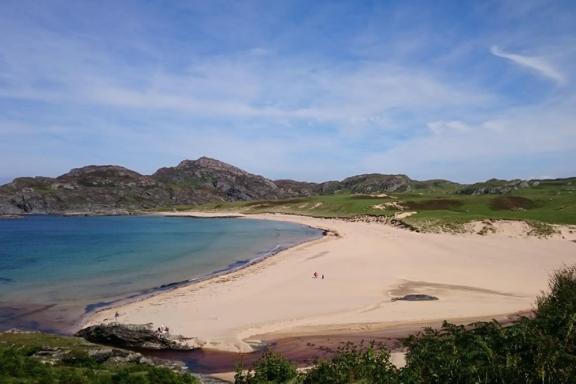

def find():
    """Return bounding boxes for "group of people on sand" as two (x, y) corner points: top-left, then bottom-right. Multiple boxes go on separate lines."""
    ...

(156, 325), (170, 335)
(312, 271), (325, 280)
(112, 312), (170, 336)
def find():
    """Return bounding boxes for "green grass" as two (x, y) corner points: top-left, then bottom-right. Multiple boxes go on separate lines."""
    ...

(403, 189), (576, 227)
(0, 332), (95, 352)
(181, 182), (576, 231)
(200, 194), (399, 218)
(0, 332), (199, 384)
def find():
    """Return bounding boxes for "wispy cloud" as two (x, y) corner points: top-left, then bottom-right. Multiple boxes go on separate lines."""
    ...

(490, 46), (566, 85)
(361, 98), (576, 182)
(427, 121), (470, 136)
(0, 1), (575, 182)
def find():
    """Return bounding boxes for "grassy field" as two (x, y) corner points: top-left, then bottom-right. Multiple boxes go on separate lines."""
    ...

(188, 181), (576, 230)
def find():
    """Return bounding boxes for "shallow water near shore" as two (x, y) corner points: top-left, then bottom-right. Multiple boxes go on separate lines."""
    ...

(0, 215), (322, 332)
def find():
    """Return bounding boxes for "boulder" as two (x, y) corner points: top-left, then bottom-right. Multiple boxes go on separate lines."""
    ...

(75, 323), (205, 350)
(392, 294), (439, 302)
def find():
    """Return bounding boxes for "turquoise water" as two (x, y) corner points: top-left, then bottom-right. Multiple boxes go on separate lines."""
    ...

(0, 215), (321, 332)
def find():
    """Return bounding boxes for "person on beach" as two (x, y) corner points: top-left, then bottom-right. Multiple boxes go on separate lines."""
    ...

(114, 312), (119, 321)
(322, 274), (325, 280)
(313, 272), (318, 278)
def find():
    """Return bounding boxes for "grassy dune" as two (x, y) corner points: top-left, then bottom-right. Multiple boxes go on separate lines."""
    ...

(191, 180), (576, 230)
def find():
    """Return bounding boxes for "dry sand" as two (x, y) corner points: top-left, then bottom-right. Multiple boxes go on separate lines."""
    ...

(86, 212), (576, 353)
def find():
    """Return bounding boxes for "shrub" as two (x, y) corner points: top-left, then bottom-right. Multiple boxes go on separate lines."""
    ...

(234, 352), (299, 384)
(303, 342), (398, 384)
(536, 265), (576, 351)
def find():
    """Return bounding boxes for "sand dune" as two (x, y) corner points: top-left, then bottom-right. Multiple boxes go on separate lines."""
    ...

(86, 213), (576, 353)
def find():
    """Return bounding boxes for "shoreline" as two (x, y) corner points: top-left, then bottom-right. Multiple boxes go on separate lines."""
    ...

(84, 211), (576, 355)
(74, 213), (328, 333)
(0, 213), (324, 337)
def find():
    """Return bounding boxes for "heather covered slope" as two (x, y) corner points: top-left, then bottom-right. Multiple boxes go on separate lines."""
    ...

(0, 166), (169, 214)
(153, 157), (286, 202)
(0, 157), (298, 214)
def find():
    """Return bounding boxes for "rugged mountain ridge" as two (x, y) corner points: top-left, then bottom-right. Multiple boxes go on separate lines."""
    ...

(0, 165), (170, 214)
(153, 157), (283, 202)
(0, 157), (294, 214)
(0, 157), (572, 215)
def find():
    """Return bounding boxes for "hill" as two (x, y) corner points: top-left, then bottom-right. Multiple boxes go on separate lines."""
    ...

(0, 157), (295, 214)
(0, 157), (574, 220)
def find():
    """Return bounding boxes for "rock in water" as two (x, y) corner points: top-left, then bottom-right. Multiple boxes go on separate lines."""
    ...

(75, 323), (205, 350)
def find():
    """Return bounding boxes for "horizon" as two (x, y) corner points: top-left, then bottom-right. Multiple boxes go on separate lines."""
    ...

(1, 1), (575, 183)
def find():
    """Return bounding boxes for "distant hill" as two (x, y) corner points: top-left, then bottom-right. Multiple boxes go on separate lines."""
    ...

(0, 156), (573, 214)
(458, 177), (576, 195)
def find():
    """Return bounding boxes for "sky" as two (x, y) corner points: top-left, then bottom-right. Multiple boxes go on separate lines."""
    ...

(0, 0), (575, 184)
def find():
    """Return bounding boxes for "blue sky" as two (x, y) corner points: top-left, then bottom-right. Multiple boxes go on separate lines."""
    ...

(0, 0), (575, 183)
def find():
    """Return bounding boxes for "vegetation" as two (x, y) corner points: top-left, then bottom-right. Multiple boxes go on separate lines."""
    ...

(4, 269), (576, 383)
(0, 333), (198, 384)
(193, 178), (576, 231)
(235, 352), (299, 384)
(235, 266), (576, 383)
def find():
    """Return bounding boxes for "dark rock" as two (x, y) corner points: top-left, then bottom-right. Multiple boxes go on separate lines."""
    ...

(341, 174), (413, 193)
(392, 294), (439, 302)
(457, 178), (537, 195)
(75, 323), (204, 350)
(0, 157), (300, 214)
(152, 157), (287, 202)
(274, 179), (319, 197)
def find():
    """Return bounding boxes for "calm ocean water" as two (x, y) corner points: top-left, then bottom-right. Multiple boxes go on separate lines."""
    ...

(0, 215), (321, 332)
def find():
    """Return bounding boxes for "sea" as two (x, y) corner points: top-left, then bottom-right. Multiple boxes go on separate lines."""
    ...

(0, 215), (322, 333)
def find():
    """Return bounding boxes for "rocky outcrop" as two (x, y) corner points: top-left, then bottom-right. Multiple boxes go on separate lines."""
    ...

(75, 323), (205, 350)
(2, 329), (191, 374)
(392, 294), (439, 301)
(0, 157), (300, 214)
(32, 344), (187, 370)
(273, 179), (319, 197)
(340, 174), (414, 193)
(458, 179), (538, 195)
(152, 157), (286, 202)
(0, 167), (171, 214)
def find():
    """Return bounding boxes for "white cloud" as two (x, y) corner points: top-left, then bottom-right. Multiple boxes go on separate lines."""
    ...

(0, 39), (493, 131)
(427, 120), (470, 135)
(1, 1), (575, 183)
(490, 46), (566, 85)
(361, 99), (576, 182)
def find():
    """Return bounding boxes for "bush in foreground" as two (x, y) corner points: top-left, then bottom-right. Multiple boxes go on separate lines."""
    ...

(235, 352), (299, 384)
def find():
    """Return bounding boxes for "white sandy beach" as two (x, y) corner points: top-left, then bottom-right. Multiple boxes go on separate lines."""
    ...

(86, 213), (576, 353)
